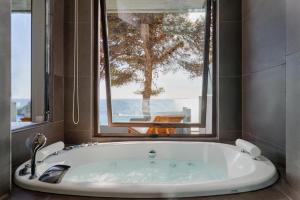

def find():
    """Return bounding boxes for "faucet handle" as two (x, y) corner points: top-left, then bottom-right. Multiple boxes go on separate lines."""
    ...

(19, 164), (30, 176)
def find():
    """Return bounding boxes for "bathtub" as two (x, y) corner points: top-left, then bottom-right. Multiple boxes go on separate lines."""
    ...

(14, 141), (278, 198)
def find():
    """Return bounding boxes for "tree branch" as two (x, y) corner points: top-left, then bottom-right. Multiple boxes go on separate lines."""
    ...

(153, 41), (184, 64)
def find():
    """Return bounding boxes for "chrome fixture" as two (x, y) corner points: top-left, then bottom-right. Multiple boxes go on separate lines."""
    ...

(148, 150), (157, 159)
(30, 133), (47, 179)
(19, 163), (30, 176)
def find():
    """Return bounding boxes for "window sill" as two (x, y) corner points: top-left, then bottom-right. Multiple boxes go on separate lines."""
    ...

(92, 135), (218, 143)
(11, 121), (48, 133)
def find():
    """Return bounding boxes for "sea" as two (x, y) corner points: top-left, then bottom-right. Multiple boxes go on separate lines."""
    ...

(12, 98), (201, 124)
(11, 98), (31, 121)
(99, 98), (200, 125)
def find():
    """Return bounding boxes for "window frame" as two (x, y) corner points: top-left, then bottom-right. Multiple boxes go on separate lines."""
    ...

(94, 0), (217, 138)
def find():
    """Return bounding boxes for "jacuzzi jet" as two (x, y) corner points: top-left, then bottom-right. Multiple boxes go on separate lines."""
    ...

(170, 162), (177, 168)
(148, 150), (156, 159)
(148, 150), (157, 165)
(149, 160), (156, 165)
(109, 162), (117, 168)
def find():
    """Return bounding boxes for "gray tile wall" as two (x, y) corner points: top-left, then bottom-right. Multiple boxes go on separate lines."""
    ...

(0, 0), (11, 196)
(12, 0), (65, 168)
(242, 0), (286, 167)
(51, 0), (65, 122)
(286, 0), (300, 194)
(64, 0), (95, 144)
(218, 0), (242, 141)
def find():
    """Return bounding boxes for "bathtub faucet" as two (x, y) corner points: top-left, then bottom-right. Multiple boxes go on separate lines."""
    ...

(29, 133), (47, 179)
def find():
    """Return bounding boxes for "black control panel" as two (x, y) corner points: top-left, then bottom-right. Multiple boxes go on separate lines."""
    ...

(39, 165), (70, 184)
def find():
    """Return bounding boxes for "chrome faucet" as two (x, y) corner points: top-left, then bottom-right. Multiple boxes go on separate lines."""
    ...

(29, 133), (47, 179)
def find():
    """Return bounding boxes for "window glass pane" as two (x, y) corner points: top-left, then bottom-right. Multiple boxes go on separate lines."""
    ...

(99, 0), (213, 135)
(11, 2), (32, 123)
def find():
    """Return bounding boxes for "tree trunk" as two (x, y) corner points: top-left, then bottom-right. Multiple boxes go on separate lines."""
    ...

(141, 23), (153, 119)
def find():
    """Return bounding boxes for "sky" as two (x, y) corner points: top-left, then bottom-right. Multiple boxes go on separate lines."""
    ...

(11, 13), (31, 100)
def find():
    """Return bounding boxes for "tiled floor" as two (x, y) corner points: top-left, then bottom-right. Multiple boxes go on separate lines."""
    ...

(6, 176), (300, 200)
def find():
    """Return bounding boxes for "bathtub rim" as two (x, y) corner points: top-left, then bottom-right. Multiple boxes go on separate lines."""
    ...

(14, 141), (279, 198)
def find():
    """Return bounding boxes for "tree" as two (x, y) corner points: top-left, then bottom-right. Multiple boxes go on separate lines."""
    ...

(100, 12), (206, 117)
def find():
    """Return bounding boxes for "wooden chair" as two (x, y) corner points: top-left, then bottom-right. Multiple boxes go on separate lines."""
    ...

(128, 115), (184, 135)
(20, 117), (32, 122)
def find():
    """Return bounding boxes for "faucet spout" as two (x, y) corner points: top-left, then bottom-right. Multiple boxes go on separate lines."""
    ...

(29, 133), (47, 179)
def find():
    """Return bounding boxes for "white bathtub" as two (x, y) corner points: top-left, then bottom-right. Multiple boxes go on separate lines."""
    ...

(14, 141), (278, 198)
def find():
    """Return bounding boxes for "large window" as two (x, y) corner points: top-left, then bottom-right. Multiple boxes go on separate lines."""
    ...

(96, 0), (216, 137)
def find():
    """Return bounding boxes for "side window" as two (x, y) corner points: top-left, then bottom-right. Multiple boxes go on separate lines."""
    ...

(11, 0), (50, 130)
(11, 0), (32, 127)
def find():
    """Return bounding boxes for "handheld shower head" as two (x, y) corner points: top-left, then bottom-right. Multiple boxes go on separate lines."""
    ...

(32, 133), (47, 153)
(30, 133), (47, 179)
